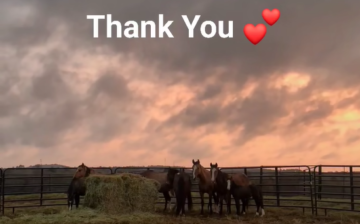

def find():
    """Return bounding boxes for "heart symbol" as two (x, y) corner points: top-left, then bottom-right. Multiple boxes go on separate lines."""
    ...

(262, 9), (280, 26)
(243, 24), (267, 45)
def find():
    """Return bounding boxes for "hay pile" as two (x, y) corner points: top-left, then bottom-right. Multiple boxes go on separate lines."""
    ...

(83, 173), (160, 214)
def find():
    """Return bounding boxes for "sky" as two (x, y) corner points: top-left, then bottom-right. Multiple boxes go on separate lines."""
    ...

(0, 0), (360, 169)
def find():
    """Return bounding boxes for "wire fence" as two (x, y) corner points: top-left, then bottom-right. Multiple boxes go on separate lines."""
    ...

(0, 165), (359, 216)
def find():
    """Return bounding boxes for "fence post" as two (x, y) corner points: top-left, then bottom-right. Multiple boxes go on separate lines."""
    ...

(259, 166), (263, 187)
(40, 169), (44, 206)
(275, 167), (280, 206)
(349, 166), (354, 211)
(317, 166), (322, 200)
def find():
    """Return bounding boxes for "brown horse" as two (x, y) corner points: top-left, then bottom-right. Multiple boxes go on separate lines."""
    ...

(139, 169), (175, 211)
(68, 163), (95, 210)
(191, 159), (219, 215)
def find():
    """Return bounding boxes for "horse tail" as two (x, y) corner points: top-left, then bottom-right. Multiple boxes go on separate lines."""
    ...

(249, 184), (264, 208)
(175, 175), (186, 213)
(67, 179), (75, 210)
(187, 177), (193, 211)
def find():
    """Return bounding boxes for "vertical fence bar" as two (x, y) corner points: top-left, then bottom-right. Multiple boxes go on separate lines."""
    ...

(303, 170), (306, 196)
(40, 169), (44, 206)
(1, 170), (5, 215)
(349, 166), (354, 211)
(259, 166), (263, 187)
(318, 166), (322, 200)
(275, 167), (280, 206)
(313, 166), (318, 215)
(306, 166), (314, 215)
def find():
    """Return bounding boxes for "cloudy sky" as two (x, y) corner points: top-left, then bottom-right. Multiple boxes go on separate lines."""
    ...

(0, 0), (359, 168)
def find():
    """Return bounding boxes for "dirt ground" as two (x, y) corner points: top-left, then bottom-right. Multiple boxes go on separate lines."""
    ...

(1, 206), (359, 224)
(1, 193), (359, 224)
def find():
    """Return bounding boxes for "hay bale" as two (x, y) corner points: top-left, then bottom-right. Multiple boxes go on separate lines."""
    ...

(83, 173), (160, 214)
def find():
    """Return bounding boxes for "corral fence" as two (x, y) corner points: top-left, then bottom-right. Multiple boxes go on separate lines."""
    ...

(0, 165), (359, 216)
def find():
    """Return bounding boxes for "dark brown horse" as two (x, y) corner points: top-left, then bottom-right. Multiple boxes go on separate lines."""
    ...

(166, 168), (193, 216)
(227, 175), (265, 217)
(191, 159), (219, 215)
(210, 163), (248, 216)
(139, 169), (175, 211)
(210, 163), (265, 217)
(68, 163), (95, 210)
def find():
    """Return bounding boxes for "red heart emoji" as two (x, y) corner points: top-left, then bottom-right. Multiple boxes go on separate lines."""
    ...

(262, 9), (280, 26)
(243, 24), (267, 45)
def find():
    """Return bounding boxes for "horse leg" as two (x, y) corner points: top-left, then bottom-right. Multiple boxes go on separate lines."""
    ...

(250, 185), (265, 217)
(212, 192), (219, 214)
(182, 197), (186, 216)
(68, 195), (73, 211)
(234, 197), (241, 217)
(75, 193), (80, 209)
(187, 190), (193, 211)
(199, 191), (205, 215)
(208, 191), (213, 215)
(175, 190), (182, 216)
(162, 192), (169, 211)
(175, 200), (182, 217)
(227, 192), (232, 215)
(241, 198), (247, 215)
(254, 194), (265, 216)
(218, 195), (224, 216)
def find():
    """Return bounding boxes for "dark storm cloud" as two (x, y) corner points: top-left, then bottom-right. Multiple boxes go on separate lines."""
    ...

(89, 72), (131, 100)
(2, 0), (358, 86)
(1, 0), (360, 154)
(290, 100), (334, 127)
(164, 86), (289, 144)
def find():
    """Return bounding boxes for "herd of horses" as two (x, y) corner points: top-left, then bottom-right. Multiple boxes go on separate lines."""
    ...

(67, 159), (265, 218)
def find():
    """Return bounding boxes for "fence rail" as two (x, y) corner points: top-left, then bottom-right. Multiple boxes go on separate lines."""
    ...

(0, 165), (359, 216)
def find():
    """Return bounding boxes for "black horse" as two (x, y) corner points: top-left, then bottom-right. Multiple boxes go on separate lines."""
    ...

(166, 168), (193, 216)
(227, 175), (265, 217)
(67, 178), (86, 210)
(140, 169), (175, 211)
(210, 163), (248, 216)
(67, 163), (94, 210)
(210, 163), (265, 217)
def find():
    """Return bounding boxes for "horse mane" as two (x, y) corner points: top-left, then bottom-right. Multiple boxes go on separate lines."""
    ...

(199, 164), (208, 175)
(217, 168), (229, 180)
(196, 163), (211, 182)
(168, 168), (180, 174)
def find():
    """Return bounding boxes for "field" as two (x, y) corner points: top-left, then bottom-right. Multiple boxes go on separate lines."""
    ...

(1, 193), (360, 224)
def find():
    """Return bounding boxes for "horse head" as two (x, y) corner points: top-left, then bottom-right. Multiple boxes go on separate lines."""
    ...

(210, 162), (219, 183)
(191, 159), (201, 180)
(73, 162), (94, 179)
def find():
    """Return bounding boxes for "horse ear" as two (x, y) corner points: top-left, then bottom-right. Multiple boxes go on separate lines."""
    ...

(198, 159), (200, 163)
(81, 163), (84, 166)
(192, 159), (195, 164)
(210, 163), (212, 166)
(215, 163), (218, 166)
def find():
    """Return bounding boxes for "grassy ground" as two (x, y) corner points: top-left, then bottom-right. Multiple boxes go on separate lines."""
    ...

(1, 193), (360, 224)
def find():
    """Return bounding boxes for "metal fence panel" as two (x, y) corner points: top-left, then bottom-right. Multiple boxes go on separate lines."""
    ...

(313, 165), (360, 215)
(1, 165), (360, 216)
